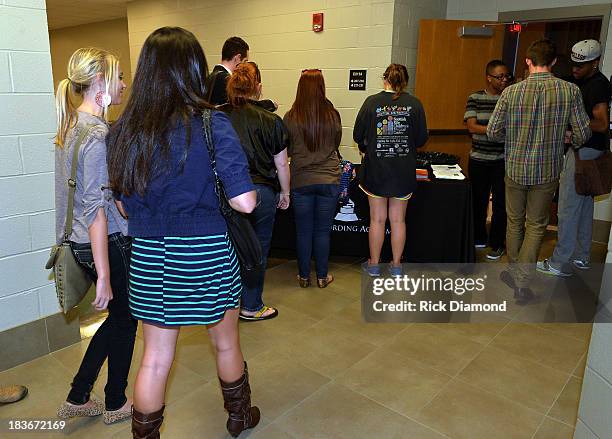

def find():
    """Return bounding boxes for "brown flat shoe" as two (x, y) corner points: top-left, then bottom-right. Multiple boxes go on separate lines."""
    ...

(317, 274), (334, 288)
(297, 275), (310, 288)
(0, 385), (28, 404)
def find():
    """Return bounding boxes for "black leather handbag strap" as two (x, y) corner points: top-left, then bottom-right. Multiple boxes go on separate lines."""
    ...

(201, 109), (233, 216)
(64, 124), (96, 241)
(206, 70), (221, 104)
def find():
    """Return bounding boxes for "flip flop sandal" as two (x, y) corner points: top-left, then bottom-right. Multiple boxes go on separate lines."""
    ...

(239, 306), (279, 322)
(297, 275), (310, 288)
(317, 274), (334, 288)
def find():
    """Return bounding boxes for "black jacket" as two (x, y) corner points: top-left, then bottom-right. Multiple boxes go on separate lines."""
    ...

(205, 65), (230, 106)
(219, 101), (289, 190)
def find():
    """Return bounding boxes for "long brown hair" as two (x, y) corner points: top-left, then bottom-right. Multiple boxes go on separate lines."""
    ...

(384, 63), (409, 101)
(107, 27), (211, 196)
(284, 69), (340, 152)
(226, 61), (260, 107)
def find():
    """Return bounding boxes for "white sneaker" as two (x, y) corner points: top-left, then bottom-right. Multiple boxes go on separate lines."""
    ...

(536, 259), (572, 277)
(572, 260), (591, 270)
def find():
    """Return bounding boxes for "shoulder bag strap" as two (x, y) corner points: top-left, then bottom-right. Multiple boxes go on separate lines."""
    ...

(206, 70), (219, 103)
(63, 124), (96, 241)
(201, 109), (232, 215)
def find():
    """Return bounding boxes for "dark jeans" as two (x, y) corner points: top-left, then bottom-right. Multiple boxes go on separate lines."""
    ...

(67, 233), (137, 411)
(292, 183), (340, 279)
(241, 184), (278, 312)
(469, 158), (506, 249)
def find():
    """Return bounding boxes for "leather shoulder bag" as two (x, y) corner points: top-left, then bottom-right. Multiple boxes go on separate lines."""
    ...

(574, 149), (612, 196)
(201, 109), (263, 272)
(45, 125), (95, 313)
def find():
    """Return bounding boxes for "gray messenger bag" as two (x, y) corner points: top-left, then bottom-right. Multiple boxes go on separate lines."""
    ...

(45, 125), (95, 313)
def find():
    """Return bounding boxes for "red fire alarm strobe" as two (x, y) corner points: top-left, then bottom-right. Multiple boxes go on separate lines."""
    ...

(508, 22), (522, 33)
(313, 12), (324, 32)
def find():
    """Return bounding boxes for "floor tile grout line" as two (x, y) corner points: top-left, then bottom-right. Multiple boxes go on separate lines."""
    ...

(415, 319), (511, 419)
(453, 375), (564, 420)
(333, 380), (453, 439)
(533, 323), (594, 344)
(570, 351), (588, 379)
(264, 380), (335, 425)
(481, 322), (589, 377)
(529, 415), (549, 439)
(540, 372), (580, 430)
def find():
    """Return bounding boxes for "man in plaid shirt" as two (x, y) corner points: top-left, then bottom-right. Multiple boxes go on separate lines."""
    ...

(487, 39), (591, 304)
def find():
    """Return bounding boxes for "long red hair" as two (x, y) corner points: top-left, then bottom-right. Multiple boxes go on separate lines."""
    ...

(285, 69), (340, 152)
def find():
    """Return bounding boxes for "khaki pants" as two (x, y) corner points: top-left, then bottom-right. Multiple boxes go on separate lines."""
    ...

(505, 176), (558, 288)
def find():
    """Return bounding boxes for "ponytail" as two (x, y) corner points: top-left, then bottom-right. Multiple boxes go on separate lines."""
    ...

(53, 47), (120, 147)
(54, 79), (78, 147)
(383, 63), (409, 101)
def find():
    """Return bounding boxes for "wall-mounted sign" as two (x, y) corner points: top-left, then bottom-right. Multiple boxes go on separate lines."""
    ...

(349, 69), (367, 91)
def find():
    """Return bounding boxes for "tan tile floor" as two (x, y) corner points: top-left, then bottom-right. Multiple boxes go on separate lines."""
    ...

(0, 231), (607, 439)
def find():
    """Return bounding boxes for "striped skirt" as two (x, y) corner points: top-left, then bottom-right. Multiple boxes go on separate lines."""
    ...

(128, 233), (242, 326)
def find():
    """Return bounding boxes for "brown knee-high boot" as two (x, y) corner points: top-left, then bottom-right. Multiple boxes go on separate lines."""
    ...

(132, 405), (165, 439)
(219, 362), (260, 437)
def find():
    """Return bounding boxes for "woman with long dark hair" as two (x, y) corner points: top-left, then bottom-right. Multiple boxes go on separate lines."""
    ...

(54, 47), (135, 425)
(107, 27), (259, 438)
(220, 62), (289, 321)
(283, 69), (342, 288)
(354, 64), (428, 277)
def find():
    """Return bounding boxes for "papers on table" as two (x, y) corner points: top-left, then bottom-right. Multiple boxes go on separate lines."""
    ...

(430, 164), (465, 180)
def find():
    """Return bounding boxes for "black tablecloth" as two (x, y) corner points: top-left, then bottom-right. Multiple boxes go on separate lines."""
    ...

(271, 170), (474, 263)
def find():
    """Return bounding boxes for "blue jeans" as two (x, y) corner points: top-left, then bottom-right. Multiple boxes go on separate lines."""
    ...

(550, 147), (603, 271)
(292, 183), (340, 279)
(241, 184), (278, 312)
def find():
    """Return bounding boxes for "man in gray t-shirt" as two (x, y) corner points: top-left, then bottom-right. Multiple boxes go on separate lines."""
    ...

(463, 59), (511, 260)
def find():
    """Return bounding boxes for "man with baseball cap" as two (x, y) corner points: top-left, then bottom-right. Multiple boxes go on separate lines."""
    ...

(538, 39), (610, 276)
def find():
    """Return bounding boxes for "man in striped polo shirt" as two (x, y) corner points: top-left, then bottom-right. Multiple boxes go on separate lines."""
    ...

(487, 39), (591, 305)
(464, 60), (511, 260)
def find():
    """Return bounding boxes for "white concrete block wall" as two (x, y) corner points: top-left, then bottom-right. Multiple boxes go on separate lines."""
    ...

(0, 2), (59, 331)
(392, 0), (448, 93)
(445, 0), (612, 224)
(127, 0), (398, 163)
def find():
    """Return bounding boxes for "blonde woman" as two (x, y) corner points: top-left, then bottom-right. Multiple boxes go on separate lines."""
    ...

(54, 48), (136, 425)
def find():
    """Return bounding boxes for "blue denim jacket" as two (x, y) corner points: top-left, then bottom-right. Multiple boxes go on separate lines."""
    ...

(120, 111), (254, 237)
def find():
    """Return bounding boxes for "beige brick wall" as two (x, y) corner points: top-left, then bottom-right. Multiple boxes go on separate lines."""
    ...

(126, 0), (397, 162)
(391, 0), (447, 93)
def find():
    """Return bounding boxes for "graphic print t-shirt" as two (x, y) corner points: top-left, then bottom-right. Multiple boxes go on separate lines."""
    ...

(353, 91), (428, 197)
(375, 103), (413, 158)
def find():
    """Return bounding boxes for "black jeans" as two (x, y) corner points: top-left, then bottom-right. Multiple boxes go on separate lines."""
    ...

(67, 233), (137, 411)
(469, 158), (506, 250)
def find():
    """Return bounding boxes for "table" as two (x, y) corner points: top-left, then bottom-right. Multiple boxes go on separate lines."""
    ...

(270, 169), (475, 263)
